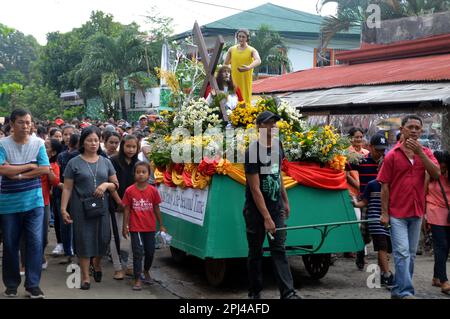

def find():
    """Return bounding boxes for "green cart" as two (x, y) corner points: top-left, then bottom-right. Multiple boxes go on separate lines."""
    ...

(159, 174), (364, 286)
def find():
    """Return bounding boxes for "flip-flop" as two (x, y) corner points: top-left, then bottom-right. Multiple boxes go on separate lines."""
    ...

(132, 285), (142, 291)
(142, 278), (154, 285)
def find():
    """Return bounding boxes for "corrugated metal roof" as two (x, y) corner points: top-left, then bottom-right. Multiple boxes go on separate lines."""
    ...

(277, 83), (450, 110)
(253, 53), (450, 94)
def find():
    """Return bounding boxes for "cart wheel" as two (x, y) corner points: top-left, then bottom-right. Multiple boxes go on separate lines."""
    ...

(170, 246), (187, 263)
(302, 254), (331, 280)
(205, 259), (227, 287)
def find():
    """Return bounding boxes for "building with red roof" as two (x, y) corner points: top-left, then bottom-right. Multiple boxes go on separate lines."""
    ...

(252, 12), (450, 149)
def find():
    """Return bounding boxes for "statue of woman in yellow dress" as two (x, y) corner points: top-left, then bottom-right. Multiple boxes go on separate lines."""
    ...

(224, 29), (261, 105)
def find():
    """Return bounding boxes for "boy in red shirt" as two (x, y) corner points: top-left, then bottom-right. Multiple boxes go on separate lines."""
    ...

(122, 161), (166, 291)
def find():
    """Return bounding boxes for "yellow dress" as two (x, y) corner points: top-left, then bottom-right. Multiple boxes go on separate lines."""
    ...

(230, 45), (254, 105)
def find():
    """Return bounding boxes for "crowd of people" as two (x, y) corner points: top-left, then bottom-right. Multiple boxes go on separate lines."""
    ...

(0, 107), (449, 300)
(345, 116), (450, 298)
(0, 109), (166, 298)
(0, 27), (448, 301)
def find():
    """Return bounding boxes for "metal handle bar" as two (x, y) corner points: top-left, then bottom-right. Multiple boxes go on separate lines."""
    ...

(267, 219), (388, 253)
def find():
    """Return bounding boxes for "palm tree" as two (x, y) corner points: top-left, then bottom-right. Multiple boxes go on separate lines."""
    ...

(76, 26), (146, 121)
(251, 25), (292, 78)
(318, 0), (450, 48)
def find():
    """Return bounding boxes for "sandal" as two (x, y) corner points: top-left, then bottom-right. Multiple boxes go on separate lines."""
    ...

(93, 271), (102, 283)
(142, 278), (154, 285)
(113, 271), (125, 280)
(432, 278), (442, 287)
(441, 282), (450, 295)
(80, 282), (91, 290)
(132, 284), (142, 291)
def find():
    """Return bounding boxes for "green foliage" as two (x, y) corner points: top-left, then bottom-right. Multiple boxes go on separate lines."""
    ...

(0, 82), (23, 95)
(98, 72), (120, 119)
(63, 105), (85, 121)
(0, 25), (39, 82)
(75, 26), (147, 120)
(0, 24), (15, 37)
(319, 0), (450, 47)
(1, 10), (174, 121)
(14, 83), (63, 120)
(251, 25), (291, 77)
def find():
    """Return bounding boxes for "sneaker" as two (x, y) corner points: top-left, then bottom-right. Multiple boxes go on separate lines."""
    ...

(381, 273), (395, 288)
(52, 244), (64, 256)
(25, 287), (45, 299)
(248, 292), (261, 299)
(285, 292), (302, 299)
(402, 295), (418, 299)
(4, 288), (18, 297)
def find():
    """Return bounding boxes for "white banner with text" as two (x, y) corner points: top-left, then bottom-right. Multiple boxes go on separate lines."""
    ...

(157, 184), (209, 226)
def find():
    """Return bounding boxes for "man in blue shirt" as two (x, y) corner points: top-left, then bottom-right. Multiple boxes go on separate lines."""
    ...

(0, 109), (50, 299)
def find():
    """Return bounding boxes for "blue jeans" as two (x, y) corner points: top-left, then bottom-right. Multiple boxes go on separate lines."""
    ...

(53, 188), (73, 256)
(1, 207), (44, 289)
(390, 216), (422, 297)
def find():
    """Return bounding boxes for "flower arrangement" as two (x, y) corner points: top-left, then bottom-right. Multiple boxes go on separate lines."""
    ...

(173, 98), (224, 133)
(229, 102), (261, 128)
(283, 125), (350, 170)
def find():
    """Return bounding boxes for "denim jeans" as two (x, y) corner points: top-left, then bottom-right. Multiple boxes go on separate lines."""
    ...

(1, 207), (44, 289)
(20, 205), (50, 265)
(244, 208), (296, 299)
(53, 189), (73, 256)
(390, 216), (422, 297)
(430, 225), (450, 283)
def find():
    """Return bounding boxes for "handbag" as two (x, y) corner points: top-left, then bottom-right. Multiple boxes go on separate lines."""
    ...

(437, 178), (450, 224)
(82, 196), (105, 219)
(78, 156), (106, 219)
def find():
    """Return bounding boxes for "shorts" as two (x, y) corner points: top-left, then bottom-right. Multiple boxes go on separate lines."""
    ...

(371, 234), (392, 253)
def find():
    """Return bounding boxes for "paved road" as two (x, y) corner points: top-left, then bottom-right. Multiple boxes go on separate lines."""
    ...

(1, 231), (449, 299)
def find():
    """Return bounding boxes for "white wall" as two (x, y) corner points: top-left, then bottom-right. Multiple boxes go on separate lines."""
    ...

(124, 88), (160, 111)
(202, 35), (360, 72)
(284, 38), (361, 71)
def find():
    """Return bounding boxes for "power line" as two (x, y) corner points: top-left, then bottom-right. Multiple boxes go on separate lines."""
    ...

(185, 0), (324, 26)
(172, 0), (236, 30)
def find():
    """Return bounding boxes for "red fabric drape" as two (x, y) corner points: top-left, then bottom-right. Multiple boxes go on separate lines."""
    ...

(163, 168), (176, 187)
(182, 170), (193, 188)
(282, 160), (348, 190)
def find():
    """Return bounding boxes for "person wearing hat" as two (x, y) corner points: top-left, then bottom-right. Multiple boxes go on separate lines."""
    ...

(137, 115), (148, 130)
(243, 110), (300, 299)
(353, 133), (394, 288)
(347, 132), (389, 270)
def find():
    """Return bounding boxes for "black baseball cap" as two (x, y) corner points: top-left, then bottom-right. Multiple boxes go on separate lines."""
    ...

(256, 111), (281, 125)
(370, 134), (388, 150)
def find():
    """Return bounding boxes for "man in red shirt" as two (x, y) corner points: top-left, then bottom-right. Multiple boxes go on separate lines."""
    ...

(377, 115), (440, 299)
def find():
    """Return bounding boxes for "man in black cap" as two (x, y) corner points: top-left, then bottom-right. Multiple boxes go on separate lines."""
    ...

(348, 133), (388, 270)
(243, 110), (300, 299)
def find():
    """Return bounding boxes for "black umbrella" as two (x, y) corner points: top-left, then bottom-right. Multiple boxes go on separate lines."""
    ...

(109, 201), (121, 262)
